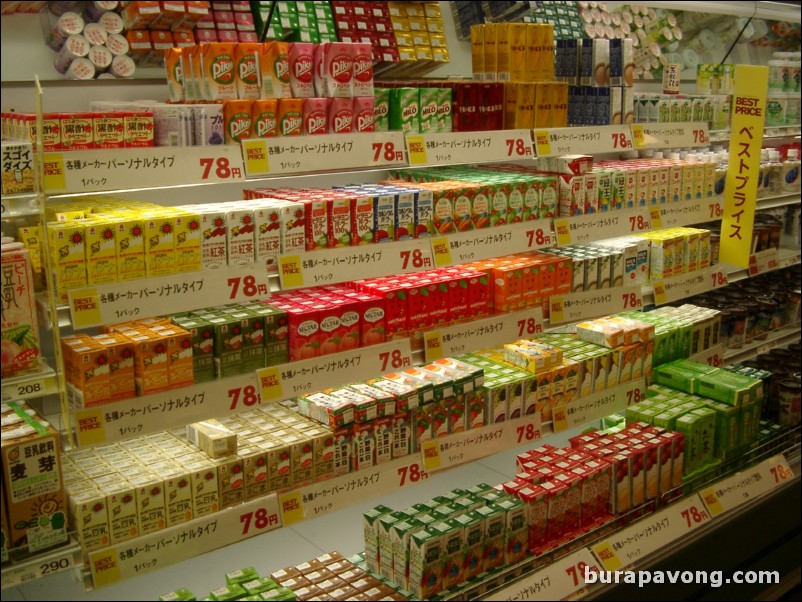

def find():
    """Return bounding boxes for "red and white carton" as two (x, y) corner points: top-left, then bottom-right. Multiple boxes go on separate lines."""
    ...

(329, 97), (354, 133)
(519, 484), (549, 550)
(303, 97), (329, 136)
(318, 42), (354, 98)
(352, 43), (374, 97)
(285, 301), (321, 361)
(289, 42), (315, 98)
(353, 96), (375, 132)
(542, 479), (568, 543)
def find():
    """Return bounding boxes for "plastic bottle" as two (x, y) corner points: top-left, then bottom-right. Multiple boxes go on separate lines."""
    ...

(757, 149), (769, 198)
(783, 148), (800, 193)
(768, 150), (783, 196)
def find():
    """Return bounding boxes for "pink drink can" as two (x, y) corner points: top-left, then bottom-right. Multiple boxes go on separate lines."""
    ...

(353, 96), (375, 132)
(288, 42), (315, 98)
(329, 97), (354, 133)
(304, 97), (329, 136)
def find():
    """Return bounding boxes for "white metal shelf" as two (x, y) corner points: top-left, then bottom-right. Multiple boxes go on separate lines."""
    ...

(1, 360), (59, 403)
(723, 322), (802, 365)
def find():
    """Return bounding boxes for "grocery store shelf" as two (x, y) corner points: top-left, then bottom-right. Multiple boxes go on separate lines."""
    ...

(604, 2), (802, 23)
(709, 125), (802, 143)
(723, 322), (802, 364)
(1, 537), (83, 590)
(1, 192), (39, 218)
(756, 191), (802, 211)
(1, 361), (59, 403)
(724, 246), (801, 284)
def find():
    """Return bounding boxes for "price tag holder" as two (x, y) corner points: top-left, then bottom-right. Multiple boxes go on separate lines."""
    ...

(405, 130), (533, 167)
(688, 343), (725, 369)
(1, 367), (59, 403)
(551, 206), (651, 246)
(650, 265), (729, 306)
(700, 454), (794, 518)
(633, 122), (710, 150)
(0, 541), (79, 588)
(73, 373), (262, 447)
(592, 493), (711, 570)
(67, 264), (271, 330)
(552, 379), (646, 433)
(423, 307), (544, 361)
(43, 146), (246, 194)
(429, 219), (555, 268)
(491, 548), (602, 601)
(278, 239), (434, 290)
(748, 248), (780, 276)
(650, 199), (723, 229)
(257, 339), (413, 403)
(548, 285), (643, 325)
(1, 193), (38, 218)
(422, 413), (542, 473)
(533, 125), (635, 157)
(241, 132), (407, 177)
(88, 494), (280, 589)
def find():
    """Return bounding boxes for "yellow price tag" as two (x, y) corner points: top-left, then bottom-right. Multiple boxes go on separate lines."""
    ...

(257, 367), (284, 402)
(406, 136), (428, 165)
(533, 129), (552, 156)
(592, 540), (623, 571)
(700, 488), (725, 517)
(424, 330), (444, 361)
(653, 281), (667, 306)
(42, 153), (66, 192)
(421, 440), (442, 472)
(74, 408), (107, 447)
(550, 296), (565, 324)
(553, 219), (572, 246)
(552, 407), (569, 432)
(430, 237), (452, 267)
(88, 549), (122, 589)
(631, 125), (645, 148)
(242, 139), (270, 175)
(279, 255), (304, 289)
(69, 288), (102, 329)
(649, 206), (663, 229)
(279, 491), (305, 526)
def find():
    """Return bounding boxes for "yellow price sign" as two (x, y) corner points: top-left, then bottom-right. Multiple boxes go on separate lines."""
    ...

(88, 549), (122, 589)
(553, 219), (572, 246)
(649, 206), (663, 229)
(279, 255), (304, 289)
(592, 540), (623, 572)
(421, 440), (442, 472)
(533, 129), (552, 156)
(631, 125), (645, 148)
(430, 237), (452, 267)
(74, 408), (107, 447)
(42, 153), (66, 192)
(279, 491), (305, 526)
(552, 407), (569, 432)
(653, 281), (667, 306)
(700, 488), (725, 517)
(242, 139), (270, 175)
(257, 367), (284, 402)
(424, 330), (444, 361)
(69, 288), (103, 329)
(550, 296), (565, 324)
(406, 136), (428, 165)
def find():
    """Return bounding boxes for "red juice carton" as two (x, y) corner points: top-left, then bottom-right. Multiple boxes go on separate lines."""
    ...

(352, 43), (374, 97)
(286, 303), (321, 361)
(61, 112), (95, 150)
(519, 485), (548, 548)
(316, 301), (342, 356)
(329, 195), (352, 247)
(353, 95), (375, 132)
(541, 480), (568, 543)
(302, 197), (331, 251)
(372, 281), (408, 337)
(303, 97), (329, 135)
(552, 472), (582, 533)
(349, 193), (375, 245)
(352, 292), (385, 347)
(289, 42), (315, 98)
(329, 297), (360, 351)
(443, 270), (470, 323)
(319, 42), (354, 98)
(329, 97), (354, 133)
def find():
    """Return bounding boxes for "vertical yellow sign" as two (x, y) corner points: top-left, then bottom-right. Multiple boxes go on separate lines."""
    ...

(720, 65), (768, 268)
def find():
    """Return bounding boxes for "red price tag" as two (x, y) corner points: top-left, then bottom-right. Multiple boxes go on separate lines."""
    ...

(565, 560), (598, 588)
(505, 137), (533, 157)
(239, 506), (280, 535)
(770, 462), (792, 483)
(371, 141), (404, 163)
(399, 248), (432, 270)
(228, 384), (261, 410)
(611, 132), (633, 149)
(397, 462), (429, 487)
(629, 214), (650, 232)
(680, 504), (710, 529)
(227, 275), (270, 299)
(626, 386), (644, 404)
(526, 228), (553, 248)
(710, 269), (727, 288)
(709, 202), (723, 218)
(199, 156), (242, 180)
(379, 349), (411, 372)
(622, 291), (642, 309)
(516, 422), (539, 444)
(517, 317), (543, 337)
(693, 128), (708, 144)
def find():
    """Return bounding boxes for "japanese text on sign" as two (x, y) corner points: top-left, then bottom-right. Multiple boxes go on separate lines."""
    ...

(632, 122), (710, 150)
(406, 130), (533, 167)
(492, 549), (602, 601)
(535, 125), (634, 157)
(652, 266), (728, 306)
(552, 380), (645, 433)
(549, 285), (642, 325)
(432, 219), (555, 267)
(554, 206), (651, 246)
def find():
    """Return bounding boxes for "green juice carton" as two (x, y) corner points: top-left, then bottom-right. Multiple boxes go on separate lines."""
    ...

(389, 88), (421, 134)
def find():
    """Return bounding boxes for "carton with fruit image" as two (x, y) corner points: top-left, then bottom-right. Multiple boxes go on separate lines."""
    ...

(329, 195), (352, 247)
(301, 197), (331, 251)
(236, 447), (267, 501)
(284, 303), (320, 361)
(215, 455), (245, 508)
(69, 488), (109, 552)
(316, 301), (343, 356)
(348, 193), (375, 246)
(252, 203), (282, 273)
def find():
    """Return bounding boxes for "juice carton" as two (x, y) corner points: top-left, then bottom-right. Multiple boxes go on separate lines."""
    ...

(234, 42), (261, 100)
(329, 97), (354, 133)
(47, 222), (87, 303)
(173, 209), (202, 273)
(200, 43), (237, 101)
(289, 42), (315, 98)
(171, 317), (215, 383)
(277, 98), (304, 136)
(302, 197), (331, 251)
(252, 202), (281, 273)
(95, 334), (136, 400)
(348, 192), (375, 245)
(251, 99), (278, 138)
(64, 340), (111, 406)
(389, 88), (420, 134)
(418, 87), (439, 133)
(373, 87), (390, 132)
(128, 329), (172, 394)
(260, 41), (291, 99)
(82, 220), (117, 285)
(144, 213), (175, 276)
(69, 488), (110, 552)
(285, 303), (320, 361)
(223, 205), (255, 265)
(408, 528), (444, 600)
(215, 454), (245, 508)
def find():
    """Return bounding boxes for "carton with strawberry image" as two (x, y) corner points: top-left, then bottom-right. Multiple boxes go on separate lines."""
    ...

(320, 42), (354, 98)
(367, 280), (407, 338)
(373, 192), (395, 243)
(391, 188), (415, 241)
(289, 42), (315, 98)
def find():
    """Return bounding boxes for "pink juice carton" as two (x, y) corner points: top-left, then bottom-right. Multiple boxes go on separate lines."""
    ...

(318, 42), (354, 98)
(329, 97), (354, 133)
(289, 42), (315, 98)
(304, 97), (329, 135)
(353, 96), (375, 132)
(352, 43), (374, 97)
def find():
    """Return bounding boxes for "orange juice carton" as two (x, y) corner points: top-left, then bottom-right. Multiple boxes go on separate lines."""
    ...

(104, 481), (139, 544)
(95, 334), (136, 400)
(144, 212), (175, 276)
(234, 42), (261, 100)
(200, 43), (237, 101)
(225, 206), (256, 265)
(260, 41), (291, 99)
(173, 209), (202, 273)
(164, 47), (184, 103)
(223, 99), (252, 143)
(65, 339), (111, 406)
(160, 326), (194, 388)
(250, 98), (278, 139)
(127, 329), (170, 395)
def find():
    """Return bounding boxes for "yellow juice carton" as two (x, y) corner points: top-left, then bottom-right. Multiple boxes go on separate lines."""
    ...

(668, 162), (683, 203)
(524, 24), (538, 81)
(516, 82), (536, 129)
(508, 23), (527, 82)
(17, 225), (44, 291)
(85, 220), (118, 284)
(252, 202), (282, 274)
(48, 222), (87, 303)
(105, 481), (139, 544)
(681, 161), (694, 202)
(234, 42), (261, 100)
(131, 474), (166, 535)
(483, 22), (497, 80)
(174, 209), (202, 273)
(144, 213), (175, 276)
(496, 23), (510, 80)
(697, 228), (710, 269)
(685, 229), (700, 273)
(656, 164), (669, 204)
(470, 24), (484, 80)
(112, 215), (147, 281)
(692, 159), (705, 200)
